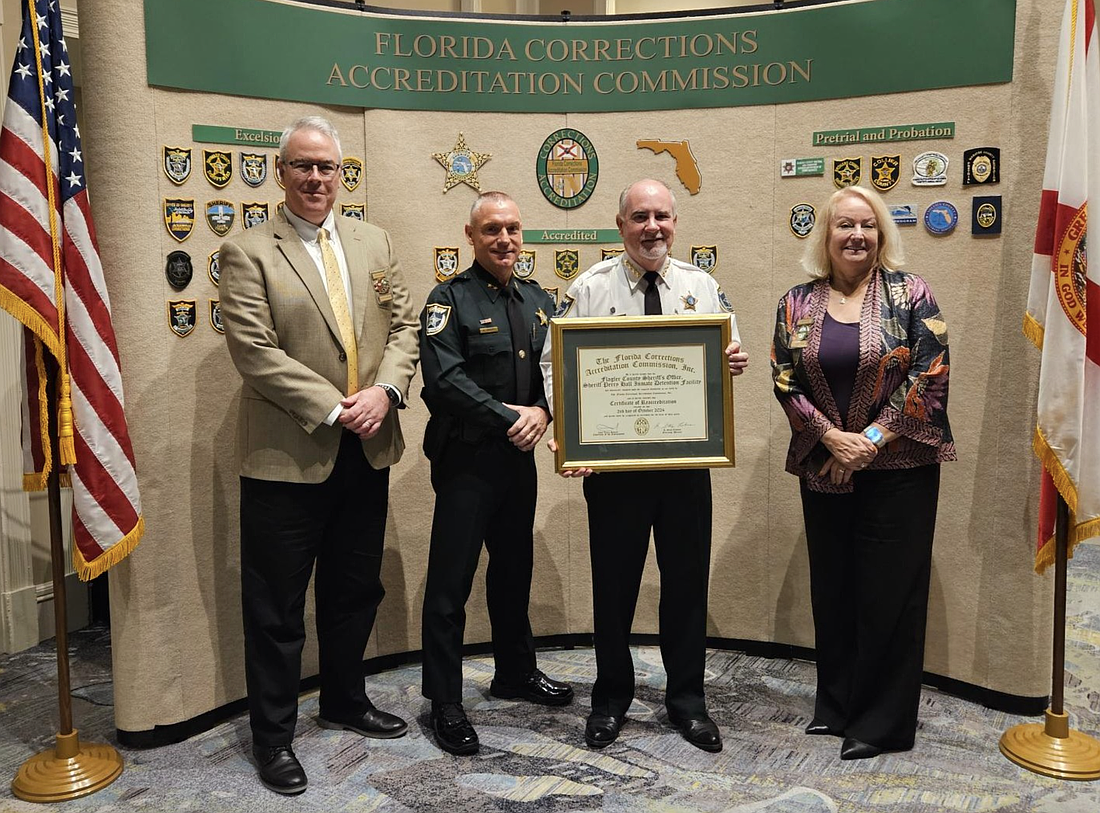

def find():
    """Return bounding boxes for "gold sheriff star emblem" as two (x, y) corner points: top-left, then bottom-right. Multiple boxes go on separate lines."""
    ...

(432, 133), (491, 193)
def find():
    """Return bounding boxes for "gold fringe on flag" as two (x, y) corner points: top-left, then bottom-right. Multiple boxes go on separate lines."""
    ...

(72, 516), (144, 582)
(1022, 312), (1045, 351)
(1032, 426), (1090, 573)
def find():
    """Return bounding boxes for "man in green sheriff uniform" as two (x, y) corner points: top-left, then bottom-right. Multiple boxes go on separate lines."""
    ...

(418, 192), (573, 756)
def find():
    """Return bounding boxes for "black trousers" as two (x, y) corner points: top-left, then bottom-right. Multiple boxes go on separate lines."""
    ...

(240, 430), (390, 748)
(800, 464), (940, 750)
(582, 469), (712, 720)
(421, 437), (537, 702)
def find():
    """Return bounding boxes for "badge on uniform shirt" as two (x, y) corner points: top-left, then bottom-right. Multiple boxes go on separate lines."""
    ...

(553, 294), (575, 318)
(913, 152), (948, 186)
(243, 202), (269, 229)
(601, 247), (624, 261)
(203, 149), (232, 188)
(425, 303), (451, 335)
(790, 203), (815, 238)
(164, 198), (195, 242)
(717, 286), (735, 314)
(555, 249), (580, 281)
(972, 195), (1002, 235)
(923, 200), (959, 234)
(870, 155), (900, 191)
(963, 147), (1000, 185)
(690, 245), (717, 274)
(209, 299), (224, 334)
(163, 146), (191, 185)
(208, 251), (220, 286)
(205, 199), (236, 236)
(341, 203), (365, 220)
(240, 152), (267, 187)
(681, 293), (698, 311)
(790, 317), (814, 348)
(341, 157), (363, 192)
(833, 157), (861, 188)
(535, 307), (548, 326)
(168, 299), (196, 337)
(371, 269), (393, 305)
(435, 247), (460, 282)
(165, 250), (192, 289)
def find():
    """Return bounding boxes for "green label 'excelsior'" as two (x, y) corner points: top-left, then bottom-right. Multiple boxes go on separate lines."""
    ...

(144, 0), (1016, 114)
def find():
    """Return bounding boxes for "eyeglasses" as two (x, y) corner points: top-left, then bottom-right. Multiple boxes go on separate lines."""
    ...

(283, 159), (339, 178)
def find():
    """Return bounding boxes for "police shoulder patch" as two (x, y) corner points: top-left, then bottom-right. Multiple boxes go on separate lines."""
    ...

(717, 287), (735, 313)
(243, 202), (269, 229)
(553, 294), (576, 318)
(240, 152), (268, 187)
(209, 299), (224, 334)
(166, 250), (192, 289)
(341, 157), (364, 192)
(203, 149), (233, 188)
(208, 251), (220, 286)
(425, 303), (452, 335)
(163, 146), (191, 185)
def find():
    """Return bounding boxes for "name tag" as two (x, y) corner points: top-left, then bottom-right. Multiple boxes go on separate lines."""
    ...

(479, 326), (499, 334)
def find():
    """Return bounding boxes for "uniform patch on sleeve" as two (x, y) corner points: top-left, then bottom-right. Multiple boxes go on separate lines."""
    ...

(425, 303), (452, 335)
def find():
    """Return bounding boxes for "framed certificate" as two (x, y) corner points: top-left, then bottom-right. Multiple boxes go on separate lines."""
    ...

(550, 313), (735, 472)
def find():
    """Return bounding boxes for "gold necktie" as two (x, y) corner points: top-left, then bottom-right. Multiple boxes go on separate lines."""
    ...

(318, 227), (358, 395)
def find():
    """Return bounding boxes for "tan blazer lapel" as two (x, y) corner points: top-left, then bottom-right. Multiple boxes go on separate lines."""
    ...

(272, 212), (343, 346)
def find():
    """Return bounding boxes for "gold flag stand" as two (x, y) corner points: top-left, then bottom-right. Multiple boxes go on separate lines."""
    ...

(1000, 495), (1100, 780)
(11, 360), (123, 802)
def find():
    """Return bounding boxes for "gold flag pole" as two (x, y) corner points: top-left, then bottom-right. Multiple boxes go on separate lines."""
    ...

(1000, 494), (1100, 779)
(10, 357), (123, 802)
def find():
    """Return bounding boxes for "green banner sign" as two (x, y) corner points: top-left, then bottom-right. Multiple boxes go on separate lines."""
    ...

(812, 122), (957, 146)
(523, 229), (621, 244)
(144, 0), (1016, 114)
(192, 125), (282, 147)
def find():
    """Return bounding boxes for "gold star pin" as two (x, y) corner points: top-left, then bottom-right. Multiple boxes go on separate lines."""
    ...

(432, 133), (491, 193)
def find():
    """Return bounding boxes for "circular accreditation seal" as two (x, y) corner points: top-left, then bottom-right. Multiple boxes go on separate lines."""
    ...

(536, 129), (599, 209)
(634, 417), (650, 436)
(1054, 203), (1087, 337)
(976, 203), (998, 229)
(923, 201), (958, 234)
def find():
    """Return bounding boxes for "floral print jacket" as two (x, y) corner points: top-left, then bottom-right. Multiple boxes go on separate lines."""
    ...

(771, 268), (956, 493)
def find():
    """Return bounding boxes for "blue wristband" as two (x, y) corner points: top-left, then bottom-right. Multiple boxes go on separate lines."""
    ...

(862, 426), (886, 449)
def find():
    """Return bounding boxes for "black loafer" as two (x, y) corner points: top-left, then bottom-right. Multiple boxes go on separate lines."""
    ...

(673, 715), (723, 752)
(804, 718), (841, 736)
(318, 702), (408, 739)
(253, 745), (307, 795)
(431, 702), (479, 756)
(584, 713), (624, 748)
(490, 669), (574, 706)
(840, 737), (883, 760)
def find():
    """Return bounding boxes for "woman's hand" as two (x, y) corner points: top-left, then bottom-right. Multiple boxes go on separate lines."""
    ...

(821, 428), (877, 471)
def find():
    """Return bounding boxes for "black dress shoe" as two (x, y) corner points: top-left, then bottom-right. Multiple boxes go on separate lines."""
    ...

(584, 713), (624, 748)
(490, 669), (574, 706)
(253, 745), (307, 795)
(804, 718), (841, 736)
(672, 715), (723, 753)
(431, 702), (479, 756)
(318, 702), (408, 739)
(840, 737), (883, 760)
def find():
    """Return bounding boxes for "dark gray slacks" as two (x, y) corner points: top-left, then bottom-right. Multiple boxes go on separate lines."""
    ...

(240, 430), (390, 747)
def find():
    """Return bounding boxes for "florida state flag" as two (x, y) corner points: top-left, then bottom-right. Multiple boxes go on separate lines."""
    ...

(1024, 0), (1100, 572)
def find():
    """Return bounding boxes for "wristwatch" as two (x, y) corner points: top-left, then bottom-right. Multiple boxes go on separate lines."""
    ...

(376, 383), (401, 407)
(862, 425), (886, 449)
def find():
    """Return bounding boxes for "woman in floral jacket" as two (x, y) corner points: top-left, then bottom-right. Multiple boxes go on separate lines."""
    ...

(771, 185), (956, 761)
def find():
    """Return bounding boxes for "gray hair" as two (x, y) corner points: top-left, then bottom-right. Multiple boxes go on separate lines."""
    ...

(800, 186), (905, 279)
(278, 116), (343, 163)
(469, 191), (517, 223)
(618, 179), (677, 218)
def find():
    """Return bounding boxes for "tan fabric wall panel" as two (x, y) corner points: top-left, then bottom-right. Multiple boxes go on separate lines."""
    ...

(82, 0), (1056, 734)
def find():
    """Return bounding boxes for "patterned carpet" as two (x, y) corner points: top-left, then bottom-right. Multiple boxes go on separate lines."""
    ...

(4, 547), (1100, 811)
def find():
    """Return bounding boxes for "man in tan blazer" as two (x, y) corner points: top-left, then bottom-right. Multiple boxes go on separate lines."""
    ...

(220, 116), (419, 796)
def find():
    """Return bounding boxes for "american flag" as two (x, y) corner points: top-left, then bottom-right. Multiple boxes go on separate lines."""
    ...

(0, 0), (143, 579)
(1024, 0), (1100, 572)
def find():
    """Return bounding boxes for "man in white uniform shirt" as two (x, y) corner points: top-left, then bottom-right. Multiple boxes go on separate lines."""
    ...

(540, 179), (748, 753)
